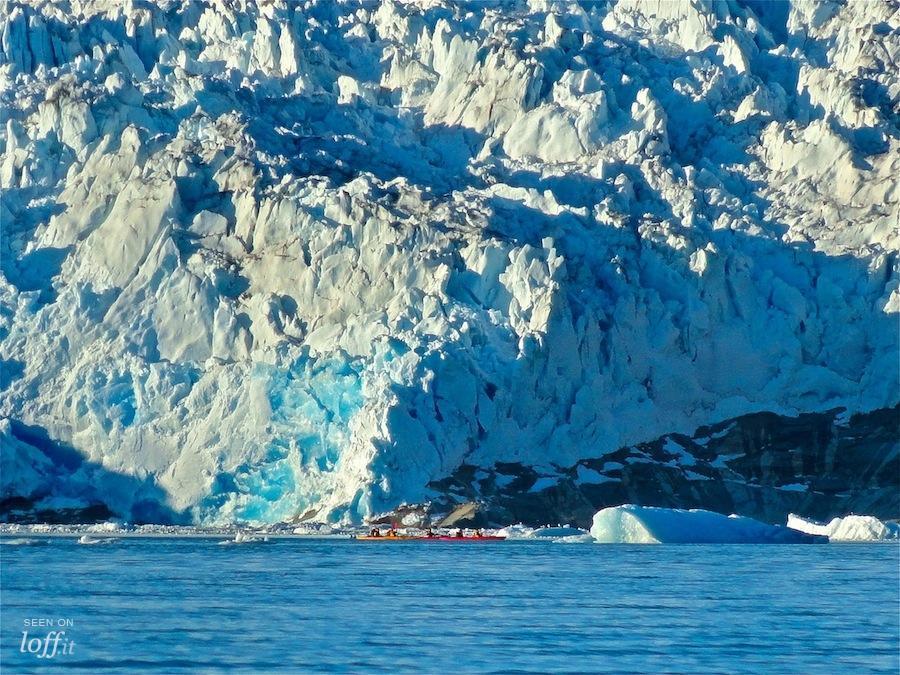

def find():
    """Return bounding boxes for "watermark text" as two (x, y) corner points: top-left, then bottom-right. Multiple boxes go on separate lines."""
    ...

(20, 618), (75, 659)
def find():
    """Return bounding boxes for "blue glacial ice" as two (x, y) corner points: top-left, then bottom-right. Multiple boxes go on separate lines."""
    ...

(0, 0), (897, 524)
(591, 505), (825, 544)
(198, 354), (366, 524)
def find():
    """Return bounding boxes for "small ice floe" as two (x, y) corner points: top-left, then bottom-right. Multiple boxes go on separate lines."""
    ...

(591, 505), (825, 544)
(530, 526), (589, 539)
(787, 514), (900, 542)
(77, 535), (116, 545)
(495, 524), (591, 540)
(218, 531), (269, 545)
(495, 524), (535, 539)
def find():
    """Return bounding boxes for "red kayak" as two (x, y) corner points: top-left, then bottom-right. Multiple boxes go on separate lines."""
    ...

(357, 535), (505, 542)
(423, 535), (505, 542)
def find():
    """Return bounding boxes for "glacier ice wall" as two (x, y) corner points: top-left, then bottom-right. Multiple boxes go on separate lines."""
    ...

(0, 0), (897, 524)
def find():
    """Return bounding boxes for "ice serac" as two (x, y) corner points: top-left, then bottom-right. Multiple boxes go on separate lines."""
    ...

(591, 505), (823, 544)
(0, 0), (898, 525)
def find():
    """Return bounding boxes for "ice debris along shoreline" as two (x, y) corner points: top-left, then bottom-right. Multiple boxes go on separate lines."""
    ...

(1, 0), (898, 524)
(2, 507), (898, 543)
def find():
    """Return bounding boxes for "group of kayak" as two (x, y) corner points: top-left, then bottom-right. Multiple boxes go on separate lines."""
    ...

(357, 528), (505, 541)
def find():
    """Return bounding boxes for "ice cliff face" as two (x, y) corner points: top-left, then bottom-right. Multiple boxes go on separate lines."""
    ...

(1, 0), (897, 524)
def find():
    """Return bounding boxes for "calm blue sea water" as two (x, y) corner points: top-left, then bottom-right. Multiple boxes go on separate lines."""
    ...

(1, 538), (897, 673)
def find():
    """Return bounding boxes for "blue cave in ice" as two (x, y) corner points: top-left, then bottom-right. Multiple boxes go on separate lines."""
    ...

(197, 353), (365, 523)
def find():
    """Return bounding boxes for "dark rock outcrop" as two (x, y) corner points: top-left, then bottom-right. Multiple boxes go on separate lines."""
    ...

(428, 406), (900, 528)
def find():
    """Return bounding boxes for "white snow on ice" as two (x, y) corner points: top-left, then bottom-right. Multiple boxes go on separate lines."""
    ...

(787, 513), (900, 542)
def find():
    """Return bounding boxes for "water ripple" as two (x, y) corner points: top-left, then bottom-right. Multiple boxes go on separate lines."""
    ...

(2, 540), (897, 672)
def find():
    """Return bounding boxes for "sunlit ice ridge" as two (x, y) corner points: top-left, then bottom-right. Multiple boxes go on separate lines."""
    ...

(1, 0), (897, 526)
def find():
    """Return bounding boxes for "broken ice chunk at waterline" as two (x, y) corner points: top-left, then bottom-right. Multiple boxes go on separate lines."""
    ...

(787, 514), (900, 542)
(590, 505), (825, 544)
(530, 526), (589, 538)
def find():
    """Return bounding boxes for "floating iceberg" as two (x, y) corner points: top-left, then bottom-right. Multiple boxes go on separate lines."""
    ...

(787, 514), (900, 542)
(77, 535), (116, 545)
(496, 524), (536, 540)
(591, 505), (824, 544)
(494, 524), (590, 539)
(530, 526), (589, 539)
(218, 531), (270, 545)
